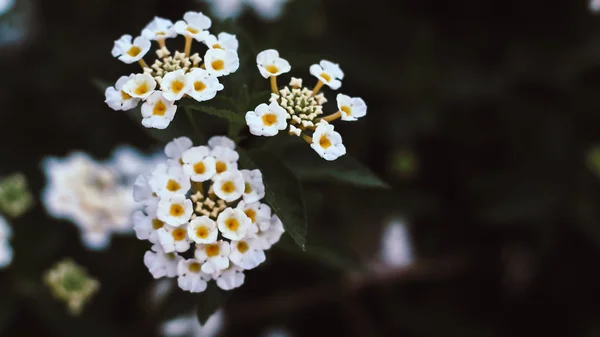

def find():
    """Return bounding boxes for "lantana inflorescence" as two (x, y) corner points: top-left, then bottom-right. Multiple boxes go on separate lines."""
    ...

(105, 12), (240, 130)
(135, 136), (285, 292)
(245, 49), (368, 161)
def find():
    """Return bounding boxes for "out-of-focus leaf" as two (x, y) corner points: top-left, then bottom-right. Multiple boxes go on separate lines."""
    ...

(195, 283), (231, 326)
(180, 102), (245, 123)
(277, 235), (365, 272)
(238, 149), (308, 249)
(279, 142), (390, 189)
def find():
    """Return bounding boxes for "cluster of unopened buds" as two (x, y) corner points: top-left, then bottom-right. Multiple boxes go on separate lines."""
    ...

(105, 12), (240, 129)
(133, 136), (285, 292)
(245, 49), (368, 161)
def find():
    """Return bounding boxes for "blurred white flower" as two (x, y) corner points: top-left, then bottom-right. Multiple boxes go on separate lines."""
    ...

(262, 327), (292, 337)
(0, 216), (12, 268)
(161, 310), (224, 337)
(380, 220), (413, 268)
(591, 0), (600, 12)
(42, 146), (164, 250)
(0, 0), (14, 16)
(201, 0), (289, 21)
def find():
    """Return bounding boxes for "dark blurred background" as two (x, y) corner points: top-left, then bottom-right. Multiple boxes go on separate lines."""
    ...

(2, 0), (600, 336)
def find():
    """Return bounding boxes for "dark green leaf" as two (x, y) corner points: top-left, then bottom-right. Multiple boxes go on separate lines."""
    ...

(279, 143), (390, 189)
(180, 102), (245, 123)
(237, 85), (250, 113)
(238, 149), (308, 249)
(195, 283), (231, 325)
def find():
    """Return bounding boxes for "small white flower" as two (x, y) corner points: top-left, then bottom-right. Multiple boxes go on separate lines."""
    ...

(289, 77), (302, 88)
(157, 194), (194, 227)
(380, 220), (412, 268)
(174, 11), (212, 41)
(204, 32), (239, 52)
(141, 91), (177, 129)
(204, 49), (240, 77)
(149, 164), (191, 198)
(188, 216), (218, 244)
(309, 60), (344, 90)
(177, 259), (210, 293)
(208, 135), (235, 150)
(236, 200), (271, 233)
(195, 240), (231, 274)
(0, 242), (12, 269)
(105, 74), (140, 111)
(336, 94), (367, 121)
(256, 49), (291, 78)
(310, 123), (346, 161)
(213, 171), (244, 202)
(246, 0), (289, 20)
(181, 146), (217, 182)
(142, 17), (177, 41)
(229, 239), (266, 270)
(245, 101), (288, 136)
(161, 69), (192, 101)
(157, 223), (191, 253)
(133, 210), (165, 243)
(214, 266), (245, 291)
(144, 244), (182, 278)
(185, 68), (224, 102)
(160, 310), (224, 337)
(122, 73), (157, 99)
(240, 169), (265, 204)
(165, 137), (193, 163)
(211, 147), (239, 175)
(111, 34), (151, 64)
(133, 173), (157, 206)
(256, 214), (285, 250)
(217, 207), (251, 241)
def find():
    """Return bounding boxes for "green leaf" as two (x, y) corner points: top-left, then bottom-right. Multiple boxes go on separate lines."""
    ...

(180, 101), (245, 123)
(236, 85), (250, 113)
(279, 142), (390, 189)
(238, 149), (308, 249)
(195, 283), (231, 325)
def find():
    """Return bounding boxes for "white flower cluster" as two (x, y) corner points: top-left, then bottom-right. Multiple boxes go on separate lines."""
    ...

(42, 146), (164, 250)
(105, 12), (240, 130)
(201, 0), (289, 21)
(245, 49), (367, 161)
(0, 216), (12, 268)
(135, 136), (284, 292)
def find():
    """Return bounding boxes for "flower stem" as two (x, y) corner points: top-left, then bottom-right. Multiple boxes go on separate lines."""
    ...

(184, 36), (193, 57)
(270, 76), (278, 94)
(311, 80), (325, 96)
(321, 111), (342, 123)
(158, 38), (166, 49)
(301, 134), (313, 144)
(138, 59), (149, 70)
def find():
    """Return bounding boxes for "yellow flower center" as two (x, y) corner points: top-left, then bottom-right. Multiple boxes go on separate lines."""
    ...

(213, 43), (222, 49)
(244, 183), (252, 194)
(237, 241), (249, 253)
(135, 83), (148, 96)
(153, 100), (167, 116)
(193, 162), (206, 174)
(206, 244), (220, 257)
(166, 179), (181, 192)
(225, 218), (239, 231)
(341, 105), (351, 116)
(171, 80), (185, 94)
(194, 81), (206, 92)
(211, 60), (225, 71)
(172, 228), (186, 241)
(216, 161), (227, 174)
(244, 209), (256, 223)
(319, 135), (332, 149)
(262, 113), (277, 126)
(156, 31), (166, 36)
(152, 219), (164, 230)
(221, 181), (235, 194)
(196, 226), (209, 239)
(169, 204), (184, 216)
(320, 72), (332, 82)
(187, 27), (199, 34)
(127, 46), (141, 57)
(121, 91), (132, 101)
(266, 64), (279, 74)
(189, 262), (201, 272)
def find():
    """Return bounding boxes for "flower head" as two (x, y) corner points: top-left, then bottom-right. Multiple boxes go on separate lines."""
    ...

(112, 35), (151, 64)
(134, 136), (285, 293)
(245, 101), (288, 137)
(142, 17), (177, 41)
(141, 92), (177, 129)
(0, 173), (33, 218)
(256, 49), (291, 78)
(174, 11), (212, 41)
(44, 259), (100, 315)
(310, 60), (344, 90)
